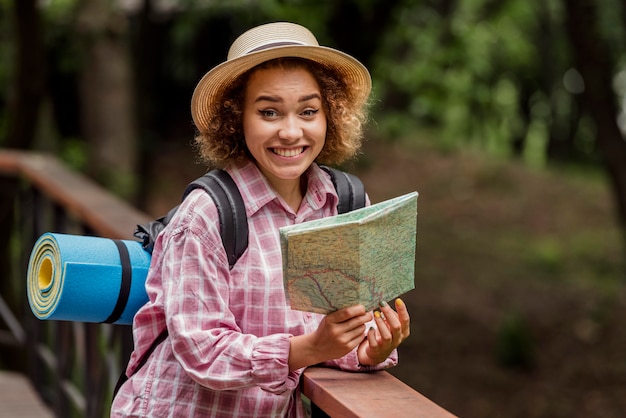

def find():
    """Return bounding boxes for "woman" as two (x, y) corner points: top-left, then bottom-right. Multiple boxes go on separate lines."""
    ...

(111, 22), (410, 417)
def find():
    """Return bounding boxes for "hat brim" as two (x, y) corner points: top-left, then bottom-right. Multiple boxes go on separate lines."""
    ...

(191, 45), (371, 132)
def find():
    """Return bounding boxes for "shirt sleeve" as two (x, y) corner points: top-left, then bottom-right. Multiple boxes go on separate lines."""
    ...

(159, 193), (300, 395)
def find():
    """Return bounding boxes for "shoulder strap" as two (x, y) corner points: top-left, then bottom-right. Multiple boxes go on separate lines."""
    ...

(113, 327), (169, 398)
(134, 169), (247, 269)
(319, 165), (366, 213)
(183, 170), (248, 269)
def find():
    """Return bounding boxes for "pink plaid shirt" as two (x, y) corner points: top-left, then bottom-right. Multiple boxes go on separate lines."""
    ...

(111, 161), (397, 417)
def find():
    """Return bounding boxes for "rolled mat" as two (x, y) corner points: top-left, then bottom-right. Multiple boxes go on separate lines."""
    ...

(27, 232), (151, 325)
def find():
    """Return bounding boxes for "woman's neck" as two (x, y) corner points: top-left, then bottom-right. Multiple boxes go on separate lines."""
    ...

(271, 175), (308, 212)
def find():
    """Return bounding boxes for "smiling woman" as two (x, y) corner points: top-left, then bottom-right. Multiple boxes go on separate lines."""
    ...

(111, 22), (411, 418)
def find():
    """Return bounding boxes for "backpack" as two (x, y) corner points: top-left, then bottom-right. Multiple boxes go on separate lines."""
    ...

(113, 165), (366, 398)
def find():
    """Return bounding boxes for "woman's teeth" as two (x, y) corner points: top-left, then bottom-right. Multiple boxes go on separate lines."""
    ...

(272, 147), (304, 157)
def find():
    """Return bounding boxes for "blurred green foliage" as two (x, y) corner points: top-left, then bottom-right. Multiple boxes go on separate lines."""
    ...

(373, 1), (561, 161)
(0, 0), (624, 169)
(496, 311), (534, 370)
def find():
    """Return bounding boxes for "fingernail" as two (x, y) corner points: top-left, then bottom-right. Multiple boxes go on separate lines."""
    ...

(379, 300), (388, 308)
(395, 298), (404, 307)
(374, 310), (381, 318)
(369, 326), (375, 333)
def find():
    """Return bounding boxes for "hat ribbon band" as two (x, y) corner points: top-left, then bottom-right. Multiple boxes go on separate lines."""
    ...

(247, 41), (307, 55)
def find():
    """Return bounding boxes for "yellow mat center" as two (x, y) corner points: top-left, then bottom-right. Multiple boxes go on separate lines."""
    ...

(38, 257), (53, 290)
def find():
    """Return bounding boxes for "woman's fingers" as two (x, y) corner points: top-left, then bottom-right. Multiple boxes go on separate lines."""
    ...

(376, 298), (410, 344)
(373, 309), (392, 341)
(367, 326), (378, 348)
(395, 298), (411, 338)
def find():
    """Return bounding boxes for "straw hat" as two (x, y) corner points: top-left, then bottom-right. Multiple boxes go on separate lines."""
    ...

(191, 22), (371, 132)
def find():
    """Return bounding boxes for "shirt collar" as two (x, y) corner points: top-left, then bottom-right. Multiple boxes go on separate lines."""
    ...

(304, 165), (338, 212)
(225, 160), (338, 217)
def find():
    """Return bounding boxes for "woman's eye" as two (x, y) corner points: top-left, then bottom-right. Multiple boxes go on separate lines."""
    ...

(259, 109), (278, 118)
(302, 109), (319, 117)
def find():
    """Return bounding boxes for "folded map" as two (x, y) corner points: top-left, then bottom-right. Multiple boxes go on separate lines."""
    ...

(280, 191), (418, 314)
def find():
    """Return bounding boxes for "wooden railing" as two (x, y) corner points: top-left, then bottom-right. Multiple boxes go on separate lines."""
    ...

(0, 150), (456, 418)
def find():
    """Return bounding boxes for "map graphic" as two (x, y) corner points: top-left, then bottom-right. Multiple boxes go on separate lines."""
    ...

(280, 192), (418, 314)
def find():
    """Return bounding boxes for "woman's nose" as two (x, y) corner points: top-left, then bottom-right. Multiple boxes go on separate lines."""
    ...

(278, 116), (303, 141)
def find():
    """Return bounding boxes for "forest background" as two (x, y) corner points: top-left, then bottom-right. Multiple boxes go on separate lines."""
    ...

(2, 0), (626, 417)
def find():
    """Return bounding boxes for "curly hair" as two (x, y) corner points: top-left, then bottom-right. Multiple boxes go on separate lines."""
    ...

(193, 57), (370, 167)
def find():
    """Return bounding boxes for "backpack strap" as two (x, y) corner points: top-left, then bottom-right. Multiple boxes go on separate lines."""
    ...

(113, 327), (168, 397)
(134, 169), (247, 269)
(319, 165), (366, 213)
(183, 170), (248, 269)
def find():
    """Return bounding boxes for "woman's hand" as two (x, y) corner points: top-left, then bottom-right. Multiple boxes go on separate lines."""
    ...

(357, 298), (411, 366)
(289, 305), (372, 371)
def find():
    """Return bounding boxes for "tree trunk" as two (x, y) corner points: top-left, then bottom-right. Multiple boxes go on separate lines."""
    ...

(76, 0), (138, 200)
(6, 0), (45, 150)
(564, 0), (626, 252)
(1, 0), (45, 369)
(327, 0), (404, 68)
(3, 0), (44, 288)
(132, 0), (159, 211)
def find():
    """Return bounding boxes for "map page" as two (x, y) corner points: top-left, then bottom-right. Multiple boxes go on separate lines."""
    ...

(280, 192), (418, 314)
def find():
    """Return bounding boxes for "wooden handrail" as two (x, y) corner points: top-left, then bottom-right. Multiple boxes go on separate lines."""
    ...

(0, 150), (150, 239)
(303, 367), (456, 417)
(0, 150), (456, 417)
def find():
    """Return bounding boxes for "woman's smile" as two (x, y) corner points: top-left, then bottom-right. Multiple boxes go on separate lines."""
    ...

(270, 146), (306, 158)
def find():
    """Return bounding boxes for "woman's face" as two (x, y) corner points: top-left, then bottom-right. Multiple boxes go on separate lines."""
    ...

(242, 66), (326, 189)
